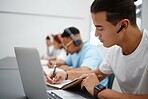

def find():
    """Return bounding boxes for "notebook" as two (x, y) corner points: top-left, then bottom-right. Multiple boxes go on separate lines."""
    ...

(47, 77), (83, 89)
(40, 59), (49, 66)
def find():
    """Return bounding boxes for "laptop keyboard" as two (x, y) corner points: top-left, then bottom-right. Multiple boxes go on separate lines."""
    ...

(48, 91), (63, 99)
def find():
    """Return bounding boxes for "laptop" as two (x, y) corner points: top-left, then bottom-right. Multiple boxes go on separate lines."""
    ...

(14, 47), (86, 99)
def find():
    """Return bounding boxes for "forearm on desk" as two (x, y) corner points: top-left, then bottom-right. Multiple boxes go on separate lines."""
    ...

(51, 60), (66, 67)
(69, 66), (91, 71)
(67, 70), (96, 80)
(66, 68), (108, 81)
(48, 56), (56, 60)
(94, 69), (109, 81)
(60, 65), (91, 71)
(98, 89), (148, 99)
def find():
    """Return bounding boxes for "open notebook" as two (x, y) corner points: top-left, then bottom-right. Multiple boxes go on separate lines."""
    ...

(42, 65), (83, 89)
(47, 78), (83, 89)
(40, 59), (50, 66)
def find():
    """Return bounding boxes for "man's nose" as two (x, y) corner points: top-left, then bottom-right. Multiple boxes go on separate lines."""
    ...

(95, 29), (101, 37)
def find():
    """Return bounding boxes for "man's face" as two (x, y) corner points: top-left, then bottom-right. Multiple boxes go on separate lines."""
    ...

(62, 37), (77, 54)
(46, 40), (52, 46)
(53, 40), (61, 49)
(92, 12), (120, 47)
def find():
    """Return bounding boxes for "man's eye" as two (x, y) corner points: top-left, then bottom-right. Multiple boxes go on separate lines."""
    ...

(97, 28), (103, 31)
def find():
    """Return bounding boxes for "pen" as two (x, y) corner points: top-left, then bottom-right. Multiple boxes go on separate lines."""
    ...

(52, 63), (56, 80)
(48, 59), (51, 64)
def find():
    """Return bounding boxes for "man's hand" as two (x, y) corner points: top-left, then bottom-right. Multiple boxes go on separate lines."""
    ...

(47, 60), (55, 68)
(45, 71), (67, 84)
(81, 73), (100, 96)
(47, 63), (54, 68)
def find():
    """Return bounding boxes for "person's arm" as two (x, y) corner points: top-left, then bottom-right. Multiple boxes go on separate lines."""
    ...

(47, 56), (56, 60)
(81, 73), (148, 99)
(42, 55), (56, 60)
(54, 59), (66, 66)
(48, 59), (66, 68)
(67, 68), (108, 80)
(60, 65), (91, 71)
(98, 89), (148, 99)
(70, 66), (91, 71)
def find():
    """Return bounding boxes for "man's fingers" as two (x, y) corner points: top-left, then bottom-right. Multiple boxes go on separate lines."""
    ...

(54, 74), (61, 82)
(54, 78), (62, 84)
(79, 74), (89, 79)
(48, 63), (53, 68)
(53, 72), (65, 84)
(45, 71), (65, 84)
(46, 75), (54, 84)
(45, 72), (54, 84)
(81, 79), (86, 90)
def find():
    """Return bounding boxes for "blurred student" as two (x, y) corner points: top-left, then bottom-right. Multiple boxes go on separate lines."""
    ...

(51, 34), (67, 61)
(42, 35), (57, 60)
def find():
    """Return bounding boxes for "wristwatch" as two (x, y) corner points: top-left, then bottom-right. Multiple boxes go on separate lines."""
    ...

(94, 84), (106, 98)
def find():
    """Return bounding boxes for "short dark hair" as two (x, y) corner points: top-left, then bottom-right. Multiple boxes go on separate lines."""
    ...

(52, 34), (61, 43)
(91, 0), (137, 26)
(46, 36), (50, 40)
(62, 27), (80, 38)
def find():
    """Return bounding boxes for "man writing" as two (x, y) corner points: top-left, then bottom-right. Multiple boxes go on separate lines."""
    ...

(46, 0), (148, 98)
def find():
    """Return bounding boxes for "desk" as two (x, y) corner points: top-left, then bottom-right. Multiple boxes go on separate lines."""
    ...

(0, 57), (18, 69)
(0, 57), (94, 99)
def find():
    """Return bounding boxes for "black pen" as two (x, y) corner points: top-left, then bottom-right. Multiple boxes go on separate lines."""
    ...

(52, 63), (56, 80)
(48, 59), (51, 64)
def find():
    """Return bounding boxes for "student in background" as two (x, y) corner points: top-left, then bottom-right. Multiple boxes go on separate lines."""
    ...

(48, 27), (103, 71)
(51, 34), (67, 61)
(47, 27), (108, 88)
(42, 35), (57, 60)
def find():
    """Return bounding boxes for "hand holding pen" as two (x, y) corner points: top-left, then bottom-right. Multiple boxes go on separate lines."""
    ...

(44, 63), (57, 84)
(45, 62), (66, 84)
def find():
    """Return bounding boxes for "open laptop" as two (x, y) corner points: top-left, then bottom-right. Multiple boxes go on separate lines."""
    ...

(14, 47), (86, 99)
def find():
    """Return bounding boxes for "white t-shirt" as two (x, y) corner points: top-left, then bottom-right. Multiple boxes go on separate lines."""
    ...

(55, 48), (67, 61)
(99, 29), (148, 94)
(47, 45), (57, 56)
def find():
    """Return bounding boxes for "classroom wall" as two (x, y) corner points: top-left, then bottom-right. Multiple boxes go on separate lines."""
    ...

(0, 0), (93, 59)
(142, 0), (148, 29)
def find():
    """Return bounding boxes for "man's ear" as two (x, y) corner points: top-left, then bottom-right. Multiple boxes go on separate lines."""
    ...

(117, 19), (130, 33)
(117, 24), (125, 33)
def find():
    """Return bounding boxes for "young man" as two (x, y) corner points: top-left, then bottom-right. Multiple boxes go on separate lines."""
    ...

(47, 27), (108, 87)
(48, 27), (103, 71)
(46, 0), (148, 98)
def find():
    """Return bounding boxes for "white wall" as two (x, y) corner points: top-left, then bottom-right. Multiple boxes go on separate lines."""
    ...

(142, 0), (148, 29)
(0, 0), (93, 59)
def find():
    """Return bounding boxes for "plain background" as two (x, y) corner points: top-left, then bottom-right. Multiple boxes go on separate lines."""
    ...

(0, 0), (93, 59)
